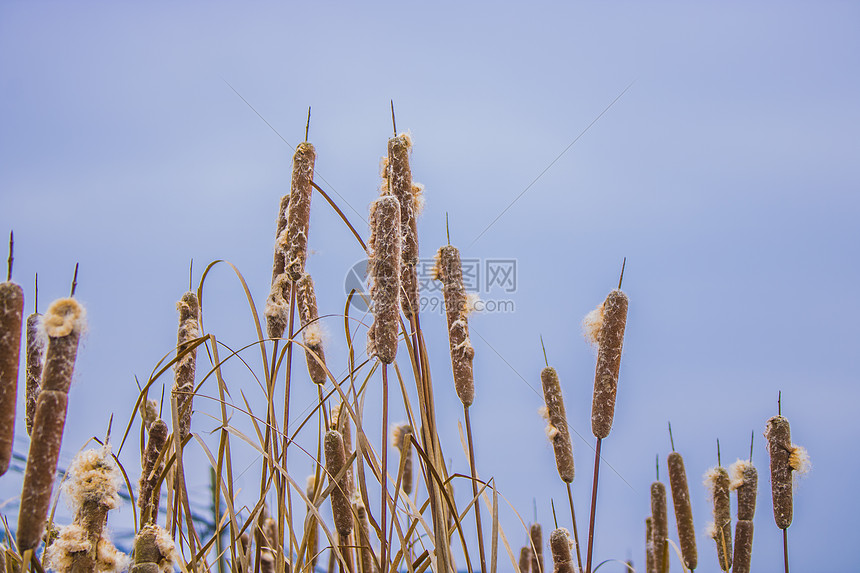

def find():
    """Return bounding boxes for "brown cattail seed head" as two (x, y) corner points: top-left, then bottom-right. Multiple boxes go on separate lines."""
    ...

(519, 546), (531, 573)
(435, 246), (466, 328)
(271, 194), (290, 284)
(172, 292), (199, 442)
(283, 142), (316, 281)
(731, 520), (754, 573)
(139, 419), (169, 525)
(131, 524), (176, 573)
(0, 281), (23, 475)
(730, 459), (758, 521)
(353, 497), (376, 573)
(324, 430), (353, 537)
(667, 451), (697, 570)
(448, 319), (475, 406)
(704, 466), (732, 571)
(530, 523), (544, 573)
(387, 134), (418, 266)
(265, 274), (291, 340)
(435, 245), (475, 405)
(549, 528), (575, 573)
(25, 312), (44, 436)
(645, 517), (655, 573)
(296, 273), (327, 384)
(367, 195), (401, 364)
(391, 423), (413, 495)
(765, 415), (795, 529)
(540, 367), (574, 483)
(650, 481), (668, 573)
(590, 289), (628, 439)
(18, 298), (85, 551)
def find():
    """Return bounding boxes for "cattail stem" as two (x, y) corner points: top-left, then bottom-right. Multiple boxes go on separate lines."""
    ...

(380, 364), (390, 571)
(565, 484), (583, 573)
(585, 437), (602, 573)
(464, 406), (488, 573)
(783, 529), (789, 573)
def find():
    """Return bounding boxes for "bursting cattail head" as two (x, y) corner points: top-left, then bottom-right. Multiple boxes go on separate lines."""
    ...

(64, 445), (122, 512)
(270, 194), (291, 284)
(549, 528), (575, 573)
(0, 279), (23, 476)
(765, 415), (799, 529)
(434, 245), (467, 327)
(667, 451), (697, 570)
(296, 273), (327, 384)
(24, 311), (45, 436)
(704, 466), (732, 571)
(386, 133), (418, 266)
(324, 429), (353, 537)
(367, 195), (401, 364)
(139, 419), (168, 524)
(264, 273), (291, 340)
(132, 524), (177, 572)
(539, 366), (574, 483)
(173, 291), (199, 441)
(589, 288), (628, 439)
(729, 459), (758, 521)
(283, 142), (316, 281)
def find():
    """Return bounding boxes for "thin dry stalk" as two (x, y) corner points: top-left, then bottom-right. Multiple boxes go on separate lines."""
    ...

(25, 311), (44, 436)
(667, 451), (697, 570)
(139, 420), (169, 525)
(297, 272), (327, 384)
(650, 481), (668, 573)
(172, 291), (199, 442)
(354, 498), (376, 573)
(18, 298), (85, 551)
(0, 280), (23, 475)
(367, 195), (401, 364)
(282, 142), (316, 281)
(704, 466), (732, 571)
(549, 528), (575, 573)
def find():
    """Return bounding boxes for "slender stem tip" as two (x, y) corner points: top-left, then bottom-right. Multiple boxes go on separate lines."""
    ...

(617, 257), (626, 289)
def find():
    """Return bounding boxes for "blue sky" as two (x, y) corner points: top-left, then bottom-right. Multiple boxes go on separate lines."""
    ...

(1, 2), (858, 571)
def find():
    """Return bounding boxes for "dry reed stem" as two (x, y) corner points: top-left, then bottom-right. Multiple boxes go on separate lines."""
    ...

(138, 419), (168, 525)
(540, 367), (574, 483)
(650, 481), (668, 573)
(18, 298), (84, 551)
(354, 498), (376, 573)
(731, 520), (753, 573)
(645, 517), (655, 573)
(283, 142), (316, 281)
(25, 311), (44, 436)
(729, 460), (758, 521)
(391, 423), (413, 495)
(590, 289), (628, 439)
(130, 524), (176, 573)
(325, 430), (353, 538)
(765, 416), (793, 529)
(704, 467), (732, 571)
(549, 528), (575, 573)
(306, 475), (319, 572)
(667, 451), (697, 570)
(0, 281), (23, 475)
(297, 273), (327, 384)
(530, 523), (543, 573)
(367, 195), (401, 364)
(172, 292), (199, 442)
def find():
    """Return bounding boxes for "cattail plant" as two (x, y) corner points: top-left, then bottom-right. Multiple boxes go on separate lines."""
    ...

(549, 528), (575, 573)
(43, 445), (126, 573)
(530, 523), (544, 573)
(138, 419), (169, 525)
(172, 291), (199, 443)
(645, 517), (655, 573)
(325, 429), (353, 571)
(703, 454), (732, 571)
(367, 195), (401, 365)
(265, 194), (291, 340)
(434, 244), (475, 407)
(129, 524), (176, 573)
(650, 476), (668, 573)
(391, 423), (413, 496)
(18, 297), (85, 551)
(24, 279), (44, 436)
(519, 546), (532, 573)
(305, 475), (319, 572)
(729, 458), (757, 573)
(296, 272), (327, 384)
(0, 240), (23, 476)
(667, 449), (697, 571)
(386, 130), (421, 319)
(353, 497), (376, 573)
(281, 142), (316, 281)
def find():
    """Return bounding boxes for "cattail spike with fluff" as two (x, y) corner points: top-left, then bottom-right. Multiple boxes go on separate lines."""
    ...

(0, 272), (24, 475)
(331, 402), (355, 501)
(296, 273), (327, 384)
(265, 195), (292, 339)
(539, 367), (574, 483)
(586, 287), (628, 439)
(282, 142), (316, 281)
(667, 450), (697, 570)
(434, 245), (475, 406)
(704, 466), (732, 571)
(367, 195), (401, 364)
(18, 297), (85, 551)
(324, 430), (353, 538)
(139, 419), (169, 525)
(172, 291), (199, 443)
(44, 445), (127, 573)
(386, 132), (421, 319)
(650, 480), (668, 573)
(530, 523), (544, 573)
(765, 415), (809, 531)
(549, 528), (575, 573)
(25, 307), (44, 436)
(391, 423), (413, 495)
(728, 459), (757, 573)
(129, 524), (177, 573)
